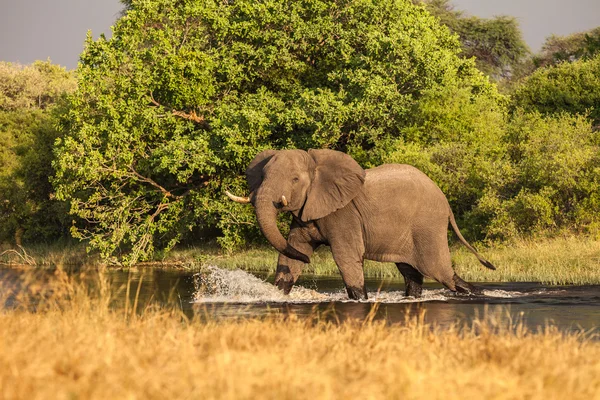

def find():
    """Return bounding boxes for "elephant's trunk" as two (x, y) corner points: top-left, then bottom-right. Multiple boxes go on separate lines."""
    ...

(255, 190), (310, 264)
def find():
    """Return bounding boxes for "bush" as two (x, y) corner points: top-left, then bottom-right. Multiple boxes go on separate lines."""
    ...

(468, 112), (600, 240)
(0, 61), (76, 110)
(0, 61), (75, 245)
(512, 54), (600, 127)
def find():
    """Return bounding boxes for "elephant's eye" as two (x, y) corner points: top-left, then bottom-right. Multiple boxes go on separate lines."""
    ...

(292, 177), (299, 184)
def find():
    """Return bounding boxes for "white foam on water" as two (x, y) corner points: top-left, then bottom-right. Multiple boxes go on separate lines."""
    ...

(192, 266), (529, 304)
(336, 289), (450, 303)
(193, 265), (329, 304)
(482, 289), (526, 298)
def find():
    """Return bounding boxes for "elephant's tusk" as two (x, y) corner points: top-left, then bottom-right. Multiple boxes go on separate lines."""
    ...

(225, 190), (251, 204)
(281, 195), (288, 206)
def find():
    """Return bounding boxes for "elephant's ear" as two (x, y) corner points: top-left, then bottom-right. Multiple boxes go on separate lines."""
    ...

(246, 150), (277, 194)
(301, 149), (365, 222)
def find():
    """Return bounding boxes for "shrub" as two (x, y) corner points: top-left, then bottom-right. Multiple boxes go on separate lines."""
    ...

(0, 61), (75, 245)
(512, 54), (600, 127)
(469, 112), (600, 240)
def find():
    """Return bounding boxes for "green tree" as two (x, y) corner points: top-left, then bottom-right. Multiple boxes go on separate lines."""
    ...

(0, 61), (75, 245)
(0, 61), (76, 110)
(470, 112), (600, 240)
(512, 53), (600, 127)
(420, 0), (530, 81)
(534, 27), (600, 68)
(54, 0), (503, 263)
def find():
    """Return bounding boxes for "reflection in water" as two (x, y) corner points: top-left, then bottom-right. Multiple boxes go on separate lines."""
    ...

(1, 265), (599, 333)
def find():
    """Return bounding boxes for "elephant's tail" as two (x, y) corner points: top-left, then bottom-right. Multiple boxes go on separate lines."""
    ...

(448, 208), (496, 270)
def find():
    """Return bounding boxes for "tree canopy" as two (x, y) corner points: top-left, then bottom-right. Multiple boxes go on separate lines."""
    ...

(53, 0), (504, 263)
(419, 0), (530, 81)
(0, 61), (75, 245)
(0, 61), (76, 110)
(534, 27), (600, 68)
(512, 53), (600, 127)
(0, 0), (596, 261)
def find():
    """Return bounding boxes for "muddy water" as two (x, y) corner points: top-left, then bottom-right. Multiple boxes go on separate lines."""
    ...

(1, 266), (599, 333)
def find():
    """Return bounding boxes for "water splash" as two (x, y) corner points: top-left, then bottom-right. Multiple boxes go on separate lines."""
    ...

(482, 289), (525, 298)
(193, 265), (329, 303)
(192, 266), (537, 304)
(192, 266), (532, 304)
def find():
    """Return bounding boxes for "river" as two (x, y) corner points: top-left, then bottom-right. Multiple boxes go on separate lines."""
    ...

(1, 265), (599, 333)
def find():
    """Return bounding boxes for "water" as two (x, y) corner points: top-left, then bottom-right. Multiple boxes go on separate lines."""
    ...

(1, 265), (599, 333)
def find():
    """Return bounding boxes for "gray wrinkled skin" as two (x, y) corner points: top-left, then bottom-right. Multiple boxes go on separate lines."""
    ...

(243, 149), (495, 300)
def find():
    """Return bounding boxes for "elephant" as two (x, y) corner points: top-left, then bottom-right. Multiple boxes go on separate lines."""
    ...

(226, 149), (495, 300)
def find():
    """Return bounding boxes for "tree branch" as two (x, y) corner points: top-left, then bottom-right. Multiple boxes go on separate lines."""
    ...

(149, 92), (207, 125)
(128, 166), (176, 198)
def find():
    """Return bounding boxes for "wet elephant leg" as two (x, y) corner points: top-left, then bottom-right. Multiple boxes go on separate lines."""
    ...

(396, 263), (424, 298)
(339, 261), (367, 300)
(431, 265), (483, 295)
(330, 245), (367, 300)
(452, 274), (483, 295)
(275, 251), (312, 294)
(321, 208), (367, 300)
(274, 224), (316, 294)
(412, 232), (464, 294)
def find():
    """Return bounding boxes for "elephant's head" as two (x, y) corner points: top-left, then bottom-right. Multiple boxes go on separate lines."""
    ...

(226, 149), (366, 263)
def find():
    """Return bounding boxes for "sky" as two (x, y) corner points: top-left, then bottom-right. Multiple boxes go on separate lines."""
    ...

(452, 0), (600, 51)
(1, 0), (600, 70)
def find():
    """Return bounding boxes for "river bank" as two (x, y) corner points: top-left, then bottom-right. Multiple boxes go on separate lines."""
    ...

(1, 236), (599, 284)
(178, 236), (600, 284)
(1, 245), (599, 399)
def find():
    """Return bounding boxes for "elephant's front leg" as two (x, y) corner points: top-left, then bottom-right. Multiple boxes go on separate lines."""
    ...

(330, 241), (368, 300)
(274, 223), (317, 294)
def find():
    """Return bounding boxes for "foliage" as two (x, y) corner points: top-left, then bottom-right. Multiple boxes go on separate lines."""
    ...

(0, 61), (75, 245)
(534, 27), (600, 68)
(0, 61), (76, 110)
(54, 0), (503, 264)
(420, 0), (530, 81)
(380, 83), (510, 223)
(469, 112), (600, 240)
(512, 54), (600, 126)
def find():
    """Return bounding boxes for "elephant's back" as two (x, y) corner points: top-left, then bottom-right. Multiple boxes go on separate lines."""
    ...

(360, 164), (450, 262)
(364, 164), (444, 200)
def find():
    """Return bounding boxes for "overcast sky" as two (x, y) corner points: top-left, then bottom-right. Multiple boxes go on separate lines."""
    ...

(1, 0), (600, 70)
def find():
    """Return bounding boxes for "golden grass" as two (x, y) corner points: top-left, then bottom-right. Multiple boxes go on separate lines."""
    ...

(453, 236), (600, 284)
(0, 270), (599, 399)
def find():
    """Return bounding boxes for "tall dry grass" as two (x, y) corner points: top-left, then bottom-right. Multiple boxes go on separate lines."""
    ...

(0, 269), (599, 399)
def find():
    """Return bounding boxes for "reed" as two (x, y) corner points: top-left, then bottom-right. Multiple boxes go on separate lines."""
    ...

(452, 236), (600, 284)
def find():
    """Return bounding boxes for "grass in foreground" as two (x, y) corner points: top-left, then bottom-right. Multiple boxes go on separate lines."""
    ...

(0, 271), (598, 400)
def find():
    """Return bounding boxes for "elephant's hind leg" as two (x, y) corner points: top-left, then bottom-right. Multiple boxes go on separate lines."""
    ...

(413, 232), (480, 295)
(396, 263), (424, 298)
(452, 274), (483, 295)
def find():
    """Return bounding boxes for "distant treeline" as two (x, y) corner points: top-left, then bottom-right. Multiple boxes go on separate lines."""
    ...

(1, 0), (599, 263)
